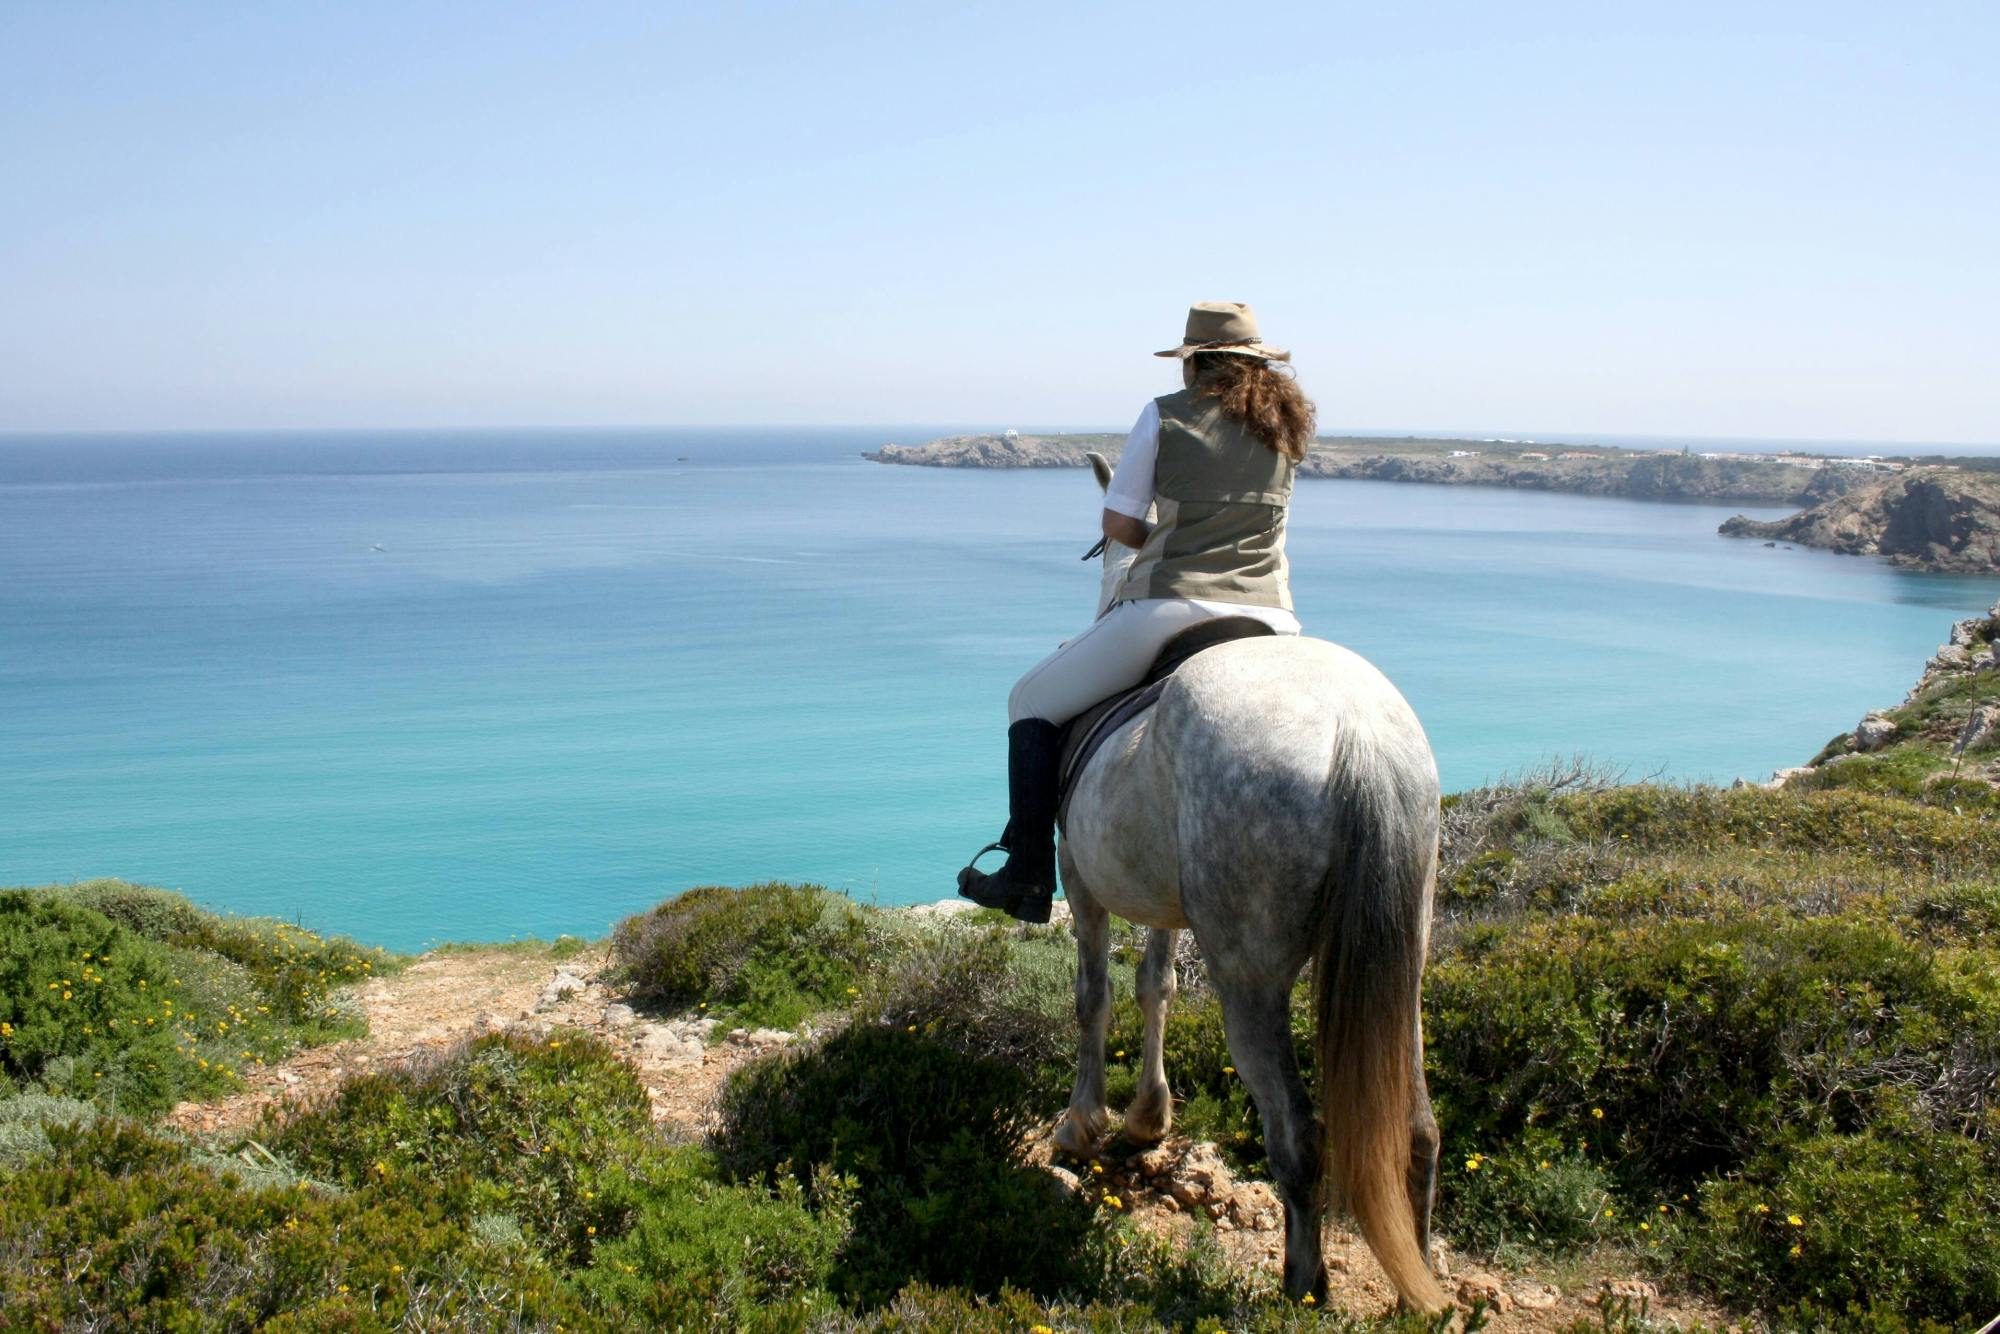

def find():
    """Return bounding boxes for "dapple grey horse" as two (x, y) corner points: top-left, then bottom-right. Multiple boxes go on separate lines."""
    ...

(1051, 453), (1448, 1314)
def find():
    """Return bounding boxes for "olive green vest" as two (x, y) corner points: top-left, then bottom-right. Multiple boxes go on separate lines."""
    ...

(1116, 386), (1296, 609)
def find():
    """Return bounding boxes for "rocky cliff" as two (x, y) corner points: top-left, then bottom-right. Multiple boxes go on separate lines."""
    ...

(867, 433), (1861, 506)
(1771, 598), (2000, 793)
(1719, 472), (2000, 573)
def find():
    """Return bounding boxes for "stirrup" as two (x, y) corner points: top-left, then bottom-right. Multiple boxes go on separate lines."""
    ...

(963, 840), (1009, 870)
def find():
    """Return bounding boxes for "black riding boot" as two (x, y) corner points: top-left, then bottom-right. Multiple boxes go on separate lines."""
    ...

(957, 718), (1062, 924)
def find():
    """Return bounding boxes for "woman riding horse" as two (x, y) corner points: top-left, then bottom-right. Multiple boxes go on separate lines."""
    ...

(959, 301), (1316, 924)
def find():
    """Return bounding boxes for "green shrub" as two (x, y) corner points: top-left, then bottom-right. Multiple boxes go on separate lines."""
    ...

(1903, 878), (2000, 938)
(2, 883), (397, 1116)
(0, 1091), (97, 1168)
(0, 891), (217, 1113)
(850, 930), (1072, 1079)
(1443, 1134), (1615, 1255)
(272, 1029), (651, 1263)
(0, 1117), (590, 1332)
(49, 878), (396, 1028)
(1558, 786), (2000, 873)
(577, 1150), (849, 1330)
(1683, 1119), (2000, 1326)
(1427, 909), (1998, 1194)
(611, 883), (879, 1027)
(717, 932), (1097, 1305)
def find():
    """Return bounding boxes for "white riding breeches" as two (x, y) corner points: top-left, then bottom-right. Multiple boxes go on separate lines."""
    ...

(1007, 597), (1301, 725)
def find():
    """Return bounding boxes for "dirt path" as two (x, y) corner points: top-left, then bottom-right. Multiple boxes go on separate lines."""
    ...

(162, 945), (771, 1139)
(163, 947), (1738, 1330)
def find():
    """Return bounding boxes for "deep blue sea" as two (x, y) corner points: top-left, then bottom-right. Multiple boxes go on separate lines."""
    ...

(4, 428), (1997, 951)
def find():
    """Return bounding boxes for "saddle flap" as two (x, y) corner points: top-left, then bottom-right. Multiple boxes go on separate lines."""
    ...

(1056, 615), (1279, 828)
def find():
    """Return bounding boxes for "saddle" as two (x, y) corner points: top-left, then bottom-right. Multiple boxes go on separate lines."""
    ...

(1056, 615), (1277, 828)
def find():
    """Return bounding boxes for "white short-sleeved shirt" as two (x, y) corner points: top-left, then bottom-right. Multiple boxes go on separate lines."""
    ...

(1102, 400), (1160, 520)
(1096, 397), (1299, 627)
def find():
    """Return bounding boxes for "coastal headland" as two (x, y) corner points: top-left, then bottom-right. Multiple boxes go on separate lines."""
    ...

(868, 432), (2000, 571)
(1720, 469), (2000, 573)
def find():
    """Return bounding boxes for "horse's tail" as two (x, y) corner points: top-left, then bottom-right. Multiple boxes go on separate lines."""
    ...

(1312, 754), (1448, 1315)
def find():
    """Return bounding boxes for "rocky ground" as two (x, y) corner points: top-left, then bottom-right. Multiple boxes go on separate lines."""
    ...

(1766, 598), (2000, 790)
(165, 931), (1742, 1331)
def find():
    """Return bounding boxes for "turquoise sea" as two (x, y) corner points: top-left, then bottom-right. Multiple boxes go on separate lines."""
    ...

(4, 428), (1997, 951)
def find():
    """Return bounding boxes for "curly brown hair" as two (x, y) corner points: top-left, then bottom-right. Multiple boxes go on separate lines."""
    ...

(1189, 353), (1317, 462)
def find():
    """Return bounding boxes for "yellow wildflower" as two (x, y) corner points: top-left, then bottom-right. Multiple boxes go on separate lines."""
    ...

(1787, 1214), (1803, 1227)
(1591, 1107), (1604, 1120)
(1102, 1194), (1123, 1210)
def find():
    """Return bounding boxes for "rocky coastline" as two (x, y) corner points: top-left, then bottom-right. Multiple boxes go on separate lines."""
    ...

(1719, 471), (2000, 573)
(866, 432), (1865, 506)
(1770, 598), (2000, 790)
(870, 432), (2000, 572)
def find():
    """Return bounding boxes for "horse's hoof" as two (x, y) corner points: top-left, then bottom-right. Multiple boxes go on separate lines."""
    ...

(1123, 1086), (1173, 1144)
(1051, 1108), (1107, 1159)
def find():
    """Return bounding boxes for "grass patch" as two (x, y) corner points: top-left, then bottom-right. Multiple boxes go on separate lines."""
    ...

(427, 934), (594, 961)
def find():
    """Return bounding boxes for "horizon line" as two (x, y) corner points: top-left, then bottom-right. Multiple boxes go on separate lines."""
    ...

(2, 421), (1997, 455)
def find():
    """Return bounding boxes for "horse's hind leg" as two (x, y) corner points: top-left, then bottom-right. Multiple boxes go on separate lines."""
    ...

(1123, 927), (1177, 1143)
(1053, 854), (1111, 1158)
(1215, 975), (1327, 1302)
(1407, 1011), (1442, 1271)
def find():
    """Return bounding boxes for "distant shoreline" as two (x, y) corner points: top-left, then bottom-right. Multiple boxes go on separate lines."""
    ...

(867, 432), (2000, 572)
(865, 431), (1924, 506)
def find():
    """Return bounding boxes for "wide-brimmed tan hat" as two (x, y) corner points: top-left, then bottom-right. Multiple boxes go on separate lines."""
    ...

(1154, 300), (1289, 361)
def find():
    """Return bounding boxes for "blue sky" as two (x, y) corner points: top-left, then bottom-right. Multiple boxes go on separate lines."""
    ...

(2, 1), (1994, 442)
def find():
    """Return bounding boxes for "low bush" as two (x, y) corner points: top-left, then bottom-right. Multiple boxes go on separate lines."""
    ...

(1684, 1118), (2000, 1326)
(1443, 1134), (1616, 1256)
(1426, 908), (1998, 1194)
(0, 1117), (591, 1331)
(576, 1152), (849, 1331)
(272, 1029), (654, 1263)
(1557, 786), (2000, 874)
(48, 878), (396, 1028)
(270, 1027), (853, 1325)
(1, 883), (396, 1116)
(0, 891), (224, 1114)
(0, 1090), (97, 1168)
(717, 930), (1097, 1306)
(610, 882), (879, 1027)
